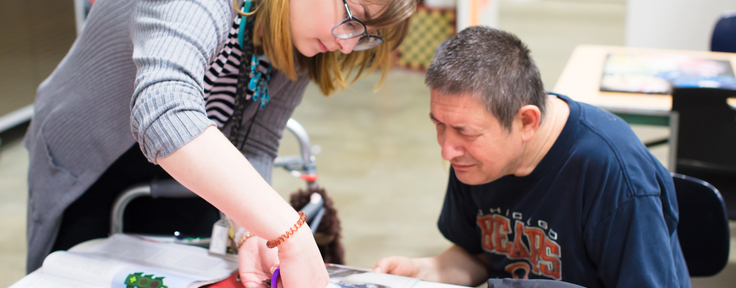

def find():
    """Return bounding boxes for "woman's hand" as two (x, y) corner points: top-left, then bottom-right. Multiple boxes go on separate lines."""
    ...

(157, 127), (329, 287)
(275, 226), (330, 288)
(372, 256), (421, 277)
(238, 236), (279, 288)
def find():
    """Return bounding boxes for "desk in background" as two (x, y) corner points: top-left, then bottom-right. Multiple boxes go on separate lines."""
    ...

(553, 44), (736, 126)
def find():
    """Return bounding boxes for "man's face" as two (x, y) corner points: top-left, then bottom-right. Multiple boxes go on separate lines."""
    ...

(430, 90), (525, 185)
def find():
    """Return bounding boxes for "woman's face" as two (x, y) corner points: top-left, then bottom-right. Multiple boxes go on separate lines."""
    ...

(290, 0), (384, 57)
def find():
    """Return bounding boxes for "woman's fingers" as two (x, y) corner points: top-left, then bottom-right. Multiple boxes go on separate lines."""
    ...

(238, 236), (279, 287)
(276, 227), (330, 288)
(241, 280), (268, 288)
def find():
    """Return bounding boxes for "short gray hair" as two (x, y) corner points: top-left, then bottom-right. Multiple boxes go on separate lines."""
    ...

(425, 26), (546, 130)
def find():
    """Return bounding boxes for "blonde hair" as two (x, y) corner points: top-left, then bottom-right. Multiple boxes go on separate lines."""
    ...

(234, 0), (414, 95)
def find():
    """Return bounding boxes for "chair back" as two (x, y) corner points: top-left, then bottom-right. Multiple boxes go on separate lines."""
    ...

(671, 87), (736, 173)
(673, 173), (730, 277)
(711, 11), (736, 53)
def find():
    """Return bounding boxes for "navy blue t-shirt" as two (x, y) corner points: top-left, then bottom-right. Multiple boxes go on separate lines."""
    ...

(438, 94), (690, 288)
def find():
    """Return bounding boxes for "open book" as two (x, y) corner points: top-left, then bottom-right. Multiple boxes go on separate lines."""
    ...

(599, 52), (736, 94)
(324, 264), (469, 288)
(10, 234), (238, 288)
(12, 234), (467, 288)
(208, 264), (469, 288)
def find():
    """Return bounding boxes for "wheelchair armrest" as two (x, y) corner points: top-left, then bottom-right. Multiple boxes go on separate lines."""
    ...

(110, 179), (196, 235)
(111, 181), (325, 236)
(150, 178), (196, 198)
(299, 193), (326, 231)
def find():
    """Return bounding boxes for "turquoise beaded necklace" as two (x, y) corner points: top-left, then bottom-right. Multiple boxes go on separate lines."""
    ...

(249, 54), (272, 108)
(229, 0), (274, 148)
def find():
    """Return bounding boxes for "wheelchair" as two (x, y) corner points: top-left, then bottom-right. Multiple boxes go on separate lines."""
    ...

(109, 118), (326, 247)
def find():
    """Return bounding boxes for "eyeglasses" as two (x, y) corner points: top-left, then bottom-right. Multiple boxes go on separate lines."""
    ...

(331, 0), (384, 51)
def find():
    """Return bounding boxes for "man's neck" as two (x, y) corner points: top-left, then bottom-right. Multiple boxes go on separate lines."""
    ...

(513, 96), (570, 177)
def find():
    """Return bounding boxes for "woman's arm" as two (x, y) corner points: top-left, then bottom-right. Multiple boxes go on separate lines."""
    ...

(157, 125), (298, 241)
(130, 0), (300, 250)
(158, 126), (328, 288)
(129, 1), (326, 286)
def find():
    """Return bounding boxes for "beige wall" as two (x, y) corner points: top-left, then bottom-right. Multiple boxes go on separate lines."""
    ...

(0, 0), (76, 131)
(626, 0), (736, 51)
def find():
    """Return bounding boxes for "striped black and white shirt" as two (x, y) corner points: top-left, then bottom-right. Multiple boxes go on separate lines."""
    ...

(203, 15), (272, 128)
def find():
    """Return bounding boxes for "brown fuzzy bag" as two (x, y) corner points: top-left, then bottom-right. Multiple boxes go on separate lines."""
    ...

(289, 187), (345, 264)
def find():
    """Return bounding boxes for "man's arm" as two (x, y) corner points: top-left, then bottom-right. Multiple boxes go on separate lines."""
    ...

(372, 245), (490, 286)
(586, 195), (689, 288)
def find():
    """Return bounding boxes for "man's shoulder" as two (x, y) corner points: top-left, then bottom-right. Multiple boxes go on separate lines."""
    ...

(559, 128), (674, 235)
(562, 103), (669, 196)
(553, 94), (644, 171)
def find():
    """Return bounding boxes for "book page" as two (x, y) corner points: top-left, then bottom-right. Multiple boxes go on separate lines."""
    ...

(40, 251), (133, 286)
(8, 270), (104, 288)
(38, 250), (203, 287)
(10, 235), (238, 288)
(84, 234), (238, 280)
(326, 264), (469, 288)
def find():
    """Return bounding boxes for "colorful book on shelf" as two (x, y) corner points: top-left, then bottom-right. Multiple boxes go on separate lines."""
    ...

(599, 52), (736, 94)
(10, 234), (238, 288)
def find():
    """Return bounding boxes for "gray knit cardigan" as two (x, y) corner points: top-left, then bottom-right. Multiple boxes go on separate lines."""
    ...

(23, 0), (309, 272)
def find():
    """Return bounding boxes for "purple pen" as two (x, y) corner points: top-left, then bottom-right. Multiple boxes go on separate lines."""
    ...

(271, 267), (280, 288)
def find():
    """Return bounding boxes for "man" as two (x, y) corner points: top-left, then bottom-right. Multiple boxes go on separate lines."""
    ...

(372, 26), (690, 288)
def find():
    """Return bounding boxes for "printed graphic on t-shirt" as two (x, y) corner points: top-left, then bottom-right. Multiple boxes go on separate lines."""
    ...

(476, 209), (562, 280)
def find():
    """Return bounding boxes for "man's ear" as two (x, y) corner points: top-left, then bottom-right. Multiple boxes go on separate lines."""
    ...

(517, 105), (541, 142)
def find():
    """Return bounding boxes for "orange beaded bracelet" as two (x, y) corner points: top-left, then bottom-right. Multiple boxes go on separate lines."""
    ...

(266, 212), (307, 249)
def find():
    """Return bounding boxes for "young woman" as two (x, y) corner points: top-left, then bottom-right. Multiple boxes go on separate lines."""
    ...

(23, 0), (414, 286)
